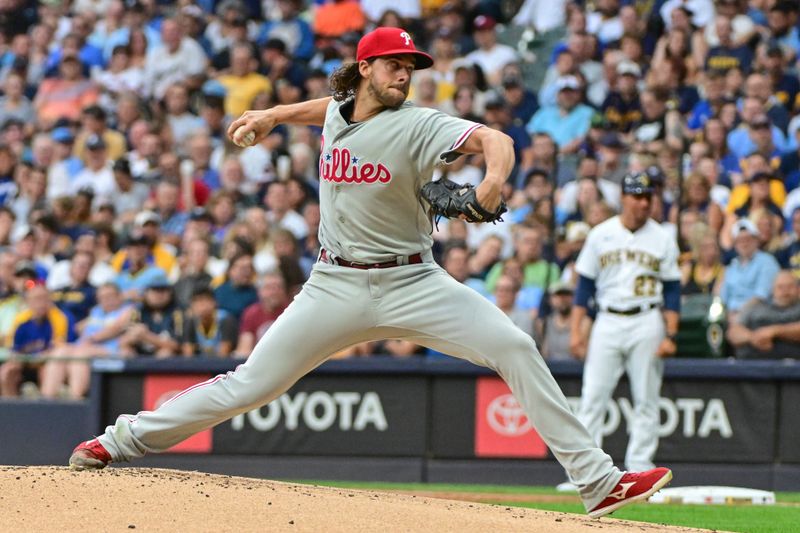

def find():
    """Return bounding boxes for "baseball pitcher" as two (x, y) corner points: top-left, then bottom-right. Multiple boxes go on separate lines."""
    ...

(69, 28), (672, 518)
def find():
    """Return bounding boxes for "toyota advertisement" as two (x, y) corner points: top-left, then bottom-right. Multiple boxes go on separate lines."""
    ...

(99, 367), (785, 464)
(472, 377), (775, 463)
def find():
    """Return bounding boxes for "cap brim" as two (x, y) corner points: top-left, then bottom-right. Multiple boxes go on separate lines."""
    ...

(363, 49), (434, 70)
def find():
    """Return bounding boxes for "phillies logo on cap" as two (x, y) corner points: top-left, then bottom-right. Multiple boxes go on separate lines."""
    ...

(356, 27), (434, 70)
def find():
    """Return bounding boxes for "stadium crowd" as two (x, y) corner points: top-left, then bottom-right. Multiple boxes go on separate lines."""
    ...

(0, 0), (799, 399)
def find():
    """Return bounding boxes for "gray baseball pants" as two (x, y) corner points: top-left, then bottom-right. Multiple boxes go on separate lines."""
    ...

(97, 260), (623, 510)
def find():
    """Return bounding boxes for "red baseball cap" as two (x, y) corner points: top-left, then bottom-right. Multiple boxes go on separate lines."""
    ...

(356, 27), (434, 70)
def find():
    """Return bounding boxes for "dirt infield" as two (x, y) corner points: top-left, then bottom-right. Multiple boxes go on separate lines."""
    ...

(0, 466), (707, 532)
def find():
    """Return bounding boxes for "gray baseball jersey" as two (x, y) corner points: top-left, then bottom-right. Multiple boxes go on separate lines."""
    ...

(318, 98), (483, 263)
(90, 97), (625, 511)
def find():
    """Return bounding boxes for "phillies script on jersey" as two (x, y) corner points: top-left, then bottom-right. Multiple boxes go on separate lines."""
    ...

(319, 136), (392, 184)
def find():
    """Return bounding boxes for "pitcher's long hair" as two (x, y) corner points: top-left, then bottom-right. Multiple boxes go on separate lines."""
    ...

(329, 61), (363, 102)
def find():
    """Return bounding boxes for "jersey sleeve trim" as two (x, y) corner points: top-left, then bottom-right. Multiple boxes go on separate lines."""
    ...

(440, 123), (484, 164)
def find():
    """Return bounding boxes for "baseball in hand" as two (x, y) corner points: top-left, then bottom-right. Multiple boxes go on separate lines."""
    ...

(233, 127), (256, 148)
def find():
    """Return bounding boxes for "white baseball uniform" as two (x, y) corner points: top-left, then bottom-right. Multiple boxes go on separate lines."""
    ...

(575, 216), (681, 471)
(93, 98), (624, 510)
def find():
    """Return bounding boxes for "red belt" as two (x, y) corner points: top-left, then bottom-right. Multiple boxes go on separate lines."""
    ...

(319, 248), (423, 269)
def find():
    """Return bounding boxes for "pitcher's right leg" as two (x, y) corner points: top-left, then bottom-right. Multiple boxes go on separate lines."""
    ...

(86, 263), (378, 464)
(375, 265), (624, 511)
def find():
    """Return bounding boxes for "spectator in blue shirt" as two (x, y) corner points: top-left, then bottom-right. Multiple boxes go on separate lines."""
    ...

(720, 219), (781, 314)
(214, 252), (257, 321)
(46, 282), (134, 399)
(45, 31), (106, 78)
(0, 282), (76, 398)
(0, 144), (17, 206)
(256, 0), (315, 62)
(115, 231), (168, 301)
(726, 101), (788, 159)
(687, 70), (726, 132)
(483, 92), (531, 170)
(152, 180), (190, 247)
(767, 2), (800, 60)
(527, 75), (594, 154)
(501, 74), (538, 126)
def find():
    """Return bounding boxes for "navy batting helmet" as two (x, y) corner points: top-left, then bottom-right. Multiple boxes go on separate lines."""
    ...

(622, 172), (655, 195)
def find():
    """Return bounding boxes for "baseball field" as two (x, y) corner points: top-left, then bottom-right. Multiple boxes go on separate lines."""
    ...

(1, 466), (795, 532)
(307, 480), (800, 533)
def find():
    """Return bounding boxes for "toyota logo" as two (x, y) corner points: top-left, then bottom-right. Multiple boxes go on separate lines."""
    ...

(487, 394), (532, 436)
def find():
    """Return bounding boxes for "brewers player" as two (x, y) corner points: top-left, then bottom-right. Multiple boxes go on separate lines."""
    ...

(69, 28), (671, 518)
(570, 172), (681, 473)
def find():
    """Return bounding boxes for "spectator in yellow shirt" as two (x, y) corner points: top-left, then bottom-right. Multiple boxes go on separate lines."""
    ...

(73, 105), (127, 163)
(726, 152), (785, 214)
(110, 211), (178, 279)
(216, 43), (272, 117)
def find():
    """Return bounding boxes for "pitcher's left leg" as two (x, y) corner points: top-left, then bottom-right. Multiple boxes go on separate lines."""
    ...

(623, 311), (665, 472)
(377, 264), (622, 511)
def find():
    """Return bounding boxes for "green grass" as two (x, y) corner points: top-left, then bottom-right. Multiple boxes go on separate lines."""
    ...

(495, 501), (800, 533)
(294, 480), (800, 532)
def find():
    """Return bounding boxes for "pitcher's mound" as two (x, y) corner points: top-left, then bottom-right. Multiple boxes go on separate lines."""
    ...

(0, 466), (702, 532)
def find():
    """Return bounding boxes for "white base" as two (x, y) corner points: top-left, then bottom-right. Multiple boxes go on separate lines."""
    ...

(649, 486), (776, 505)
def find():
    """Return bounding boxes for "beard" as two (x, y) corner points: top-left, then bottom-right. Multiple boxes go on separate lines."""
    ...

(368, 78), (408, 109)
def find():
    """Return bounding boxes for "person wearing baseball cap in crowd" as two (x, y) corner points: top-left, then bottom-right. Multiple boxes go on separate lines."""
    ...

(46, 127), (84, 200)
(720, 218), (780, 315)
(118, 271), (184, 358)
(721, 170), (785, 250)
(500, 73), (539, 125)
(527, 75), (595, 154)
(536, 280), (579, 362)
(726, 152), (786, 217)
(465, 15), (519, 85)
(0, 281), (77, 398)
(74, 105), (127, 164)
(114, 231), (169, 302)
(69, 133), (116, 199)
(110, 211), (178, 279)
(601, 60), (642, 134)
(0, 262), (40, 344)
(483, 91), (531, 167)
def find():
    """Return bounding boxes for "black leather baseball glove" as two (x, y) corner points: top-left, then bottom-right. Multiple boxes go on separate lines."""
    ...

(420, 178), (507, 226)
